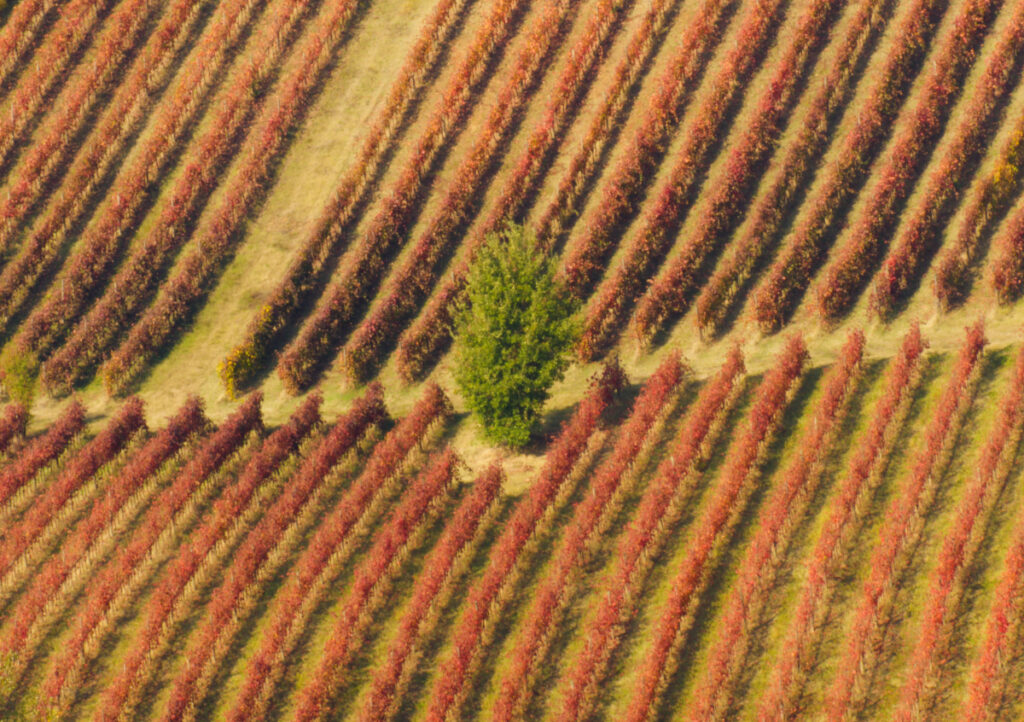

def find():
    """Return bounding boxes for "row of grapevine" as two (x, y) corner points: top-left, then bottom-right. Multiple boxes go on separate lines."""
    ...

(224, 384), (452, 721)
(0, 397), (145, 583)
(37, 0), (325, 395)
(749, 0), (952, 331)
(0, 0), (59, 93)
(622, 336), (809, 722)
(11, 0), (266, 359)
(424, 363), (625, 722)
(275, 0), (570, 394)
(0, 0), (205, 261)
(0, 403), (27, 456)
(933, 117), (1024, 307)
(217, 0), (478, 396)
(869, 2), (1024, 317)
(962, 454), (1024, 720)
(356, 463), (504, 722)
(631, 0), (891, 343)
(224, 0), (533, 396)
(291, 448), (460, 721)
(689, 331), (865, 721)
(336, 0), (639, 384)
(581, 0), (844, 358)
(825, 323), (987, 720)
(990, 195), (1024, 302)
(557, 0), (739, 298)
(814, 0), (1008, 321)
(394, 0), (692, 382)
(693, 0), (896, 337)
(95, 395), (322, 722)
(756, 325), (927, 721)
(895, 341), (1024, 720)
(0, 399), (206, 666)
(493, 353), (685, 721)
(35, 394), (263, 718)
(0, 0), (116, 180)
(556, 348), (745, 719)
(96, 0), (407, 396)
(0, 400), (84, 511)
(163, 385), (387, 722)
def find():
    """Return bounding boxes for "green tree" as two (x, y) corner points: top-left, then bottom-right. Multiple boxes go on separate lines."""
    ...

(454, 223), (579, 448)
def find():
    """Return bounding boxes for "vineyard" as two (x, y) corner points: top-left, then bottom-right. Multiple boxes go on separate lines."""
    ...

(2, 0), (1024, 718)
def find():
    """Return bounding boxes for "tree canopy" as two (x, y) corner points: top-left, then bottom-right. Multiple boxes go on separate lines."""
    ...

(454, 223), (579, 447)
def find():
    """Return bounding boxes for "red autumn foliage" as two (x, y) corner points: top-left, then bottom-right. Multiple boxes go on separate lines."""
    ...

(0, 396), (145, 582)
(557, 348), (744, 720)
(750, 0), (953, 331)
(338, 0), (636, 384)
(162, 385), (386, 722)
(292, 449), (459, 722)
(0, 0), (114, 185)
(0, 403), (28, 456)
(0, 400), (85, 510)
(990, 198), (1024, 304)
(38, 393), (263, 717)
(15, 0), (264, 359)
(38, 0), (354, 395)
(895, 341), (1024, 720)
(357, 464), (504, 722)
(96, 395), (322, 722)
(556, 0), (740, 300)
(224, 384), (451, 722)
(825, 323), (986, 720)
(624, 336), (808, 722)
(493, 353), (684, 721)
(869, 3), (1024, 317)
(689, 332), (865, 720)
(583, 0), (842, 358)
(0, 398), (206, 660)
(275, 0), (568, 394)
(756, 324), (927, 722)
(394, 0), (703, 381)
(218, 0), (475, 395)
(0, 0), (171, 261)
(693, 0), (894, 336)
(424, 363), (625, 722)
(815, 0), (1009, 321)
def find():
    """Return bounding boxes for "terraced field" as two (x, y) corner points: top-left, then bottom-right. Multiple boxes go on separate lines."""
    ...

(2, 0), (1024, 718)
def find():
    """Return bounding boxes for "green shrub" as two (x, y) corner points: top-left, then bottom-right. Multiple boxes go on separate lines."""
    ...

(454, 222), (579, 448)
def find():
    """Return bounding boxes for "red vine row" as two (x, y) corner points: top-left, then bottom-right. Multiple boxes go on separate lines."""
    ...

(356, 464), (504, 722)
(756, 324), (926, 721)
(394, 0), (700, 381)
(554, 348), (745, 719)
(623, 336), (809, 722)
(493, 353), (684, 721)
(217, 0), (478, 396)
(275, 0), (569, 394)
(162, 385), (386, 722)
(825, 323), (986, 720)
(688, 331), (864, 720)
(337, 0), (637, 384)
(814, 0), (1008, 321)
(96, 395), (322, 722)
(424, 363), (625, 722)
(224, 384), (451, 722)
(292, 448), (460, 722)
(894, 341), (1024, 720)
(37, 394), (263, 718)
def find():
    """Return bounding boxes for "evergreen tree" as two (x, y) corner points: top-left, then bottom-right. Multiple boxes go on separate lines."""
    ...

(454, 223), (579, 447)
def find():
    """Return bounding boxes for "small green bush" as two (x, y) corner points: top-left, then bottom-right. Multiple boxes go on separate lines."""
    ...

(0, 348), (37, 408)
(454, 222), (579, 448)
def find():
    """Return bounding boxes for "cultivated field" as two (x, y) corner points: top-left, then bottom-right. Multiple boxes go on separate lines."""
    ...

(2, 0), (1024, 718)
